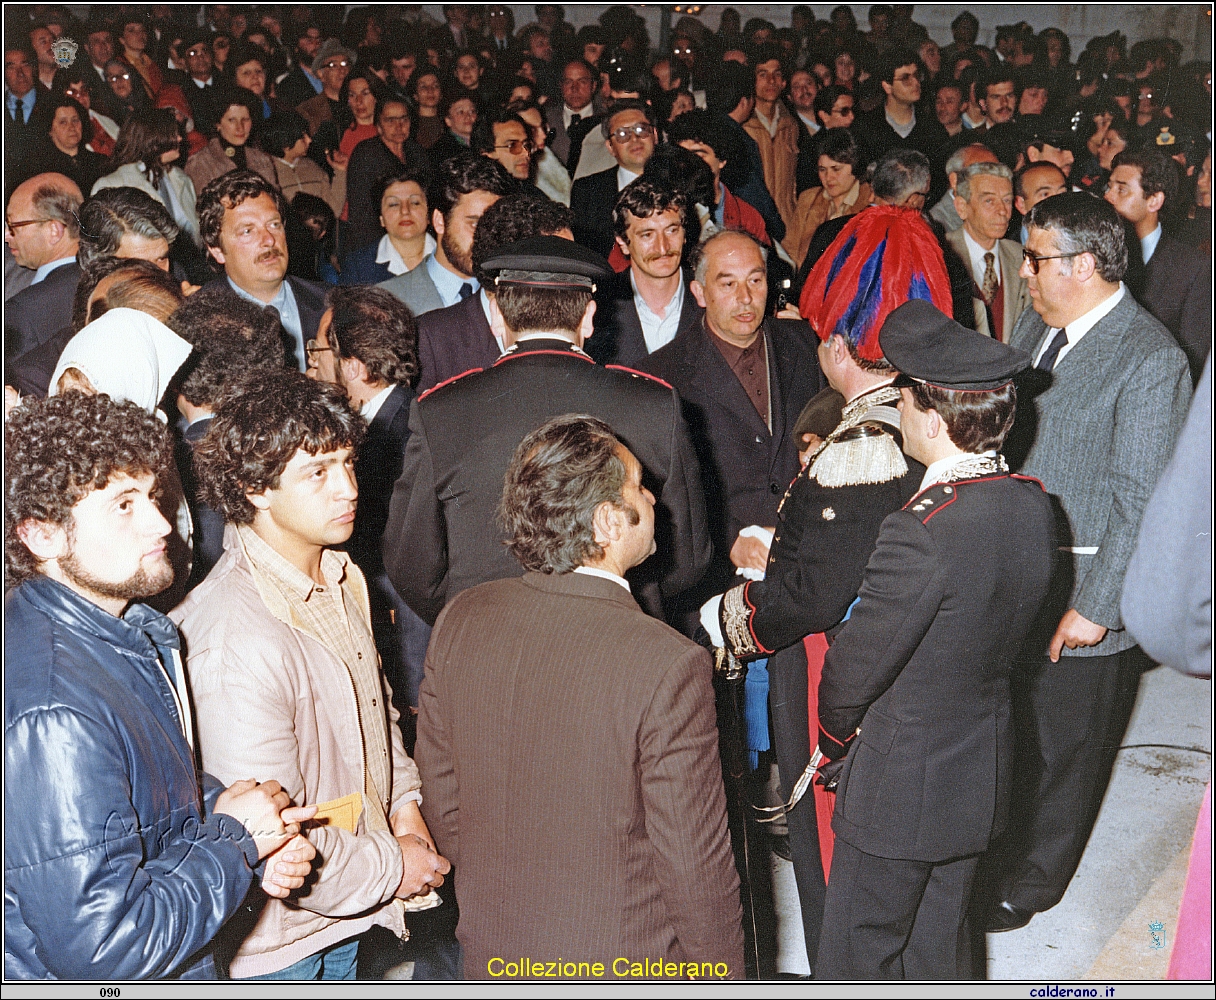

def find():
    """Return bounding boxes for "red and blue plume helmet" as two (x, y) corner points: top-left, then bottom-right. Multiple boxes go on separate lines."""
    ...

(799, 205), (952, 362)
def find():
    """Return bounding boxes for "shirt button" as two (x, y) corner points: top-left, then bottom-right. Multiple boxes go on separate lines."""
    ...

(372, 698), (377, 706)
(357, 652), (362, 659)
(770, 483), (780, 494)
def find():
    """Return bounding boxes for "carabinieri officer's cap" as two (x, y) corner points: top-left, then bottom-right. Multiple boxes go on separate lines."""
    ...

(481, 235), (613, 292)
(881, 300), (1033, 392)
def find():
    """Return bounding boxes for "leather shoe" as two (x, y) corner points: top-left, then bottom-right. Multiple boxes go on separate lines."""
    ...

(986, 901), (1035, 933)
(770, 833), (792, 861)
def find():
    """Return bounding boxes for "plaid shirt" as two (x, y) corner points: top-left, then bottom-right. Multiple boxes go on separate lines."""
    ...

(238, 525), (394, 813)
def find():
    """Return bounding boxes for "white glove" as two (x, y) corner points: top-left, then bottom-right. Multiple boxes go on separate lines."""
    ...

(734, 525), (774, 581)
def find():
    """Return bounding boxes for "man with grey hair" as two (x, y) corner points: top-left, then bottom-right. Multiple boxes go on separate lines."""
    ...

(4, 172), (83, 359)
(929, 142), (999, 232)
(640, 229), (823, 603)
(415, 413), (744, 979)
(985, 192), (1192, 934)
(75, 186), (181, 271)
(944, 160), (1029, 341)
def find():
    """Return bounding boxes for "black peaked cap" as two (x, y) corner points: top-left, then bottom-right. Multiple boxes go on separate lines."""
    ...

(481, 235), (613, 288)
(881, 300), (1032, 392)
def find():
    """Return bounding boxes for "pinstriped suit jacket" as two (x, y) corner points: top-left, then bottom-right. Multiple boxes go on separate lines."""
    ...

(1006, 288), (1192, 656)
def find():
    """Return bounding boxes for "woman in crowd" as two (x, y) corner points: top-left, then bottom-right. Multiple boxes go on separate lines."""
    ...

(185, 89), (277, 194)
(654, 87), (695, 125)
(116, 13), (163, 99)
(261, 111), (346, 218)
(412, 69), (446, 149)
(37, 97), (107, 198)
(340, 168), (435, 284)
(103, 57), (148, 124)
(56, 70), (119, 158)
(832, 47), (859, 90)
(429, 94), (478, 163)
(227, 44), (274, 120)
(335, 68), (387, 163)
(93, 108), (200, 246)
(789, 128), (871, 267)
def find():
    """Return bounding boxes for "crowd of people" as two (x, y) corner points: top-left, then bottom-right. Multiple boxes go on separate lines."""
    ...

(4, 3), (1212, 983)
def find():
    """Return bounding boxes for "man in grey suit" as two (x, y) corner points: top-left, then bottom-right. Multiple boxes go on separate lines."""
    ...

(545, 57), (600, 168)
(378, 156), (515, 318)
(986, 193), (1192, 933)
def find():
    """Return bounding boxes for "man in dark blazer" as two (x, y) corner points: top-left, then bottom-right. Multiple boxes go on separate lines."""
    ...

(303, 286), (433, 717)
(414, 194), (575, 393)
(384, 237), (711, 629)
(4, 172), (82, 360)
(590, 181), (704, 368)
(545, 57), (600, 167)
(415, 414), (744, 980)
(991, 194), (1192, 933)
(4, 43), (54, 196)
(640, 231), (822, 603)
(1105, 148), (1212, 385)
(814, 303), (1056, 980)
(197, 171), (327, 371)
(569, 101), (657, 259)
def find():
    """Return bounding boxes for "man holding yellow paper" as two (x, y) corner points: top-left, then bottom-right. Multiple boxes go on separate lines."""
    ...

(175, 371), (450, 980)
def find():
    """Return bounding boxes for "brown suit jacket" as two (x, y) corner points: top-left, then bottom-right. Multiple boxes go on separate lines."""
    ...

(416, 570), (744, 979)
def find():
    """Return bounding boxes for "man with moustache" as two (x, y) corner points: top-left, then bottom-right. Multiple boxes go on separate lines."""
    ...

(197, 171), (327, 371)
(590, 181), (704, 367)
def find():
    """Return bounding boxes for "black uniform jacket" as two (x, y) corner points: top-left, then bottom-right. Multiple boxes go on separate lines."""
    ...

(819, 467), (1056, 862)
(384, 338), (712, 625)
(718, 387), (924, 659)
(641, 317), (824, 597)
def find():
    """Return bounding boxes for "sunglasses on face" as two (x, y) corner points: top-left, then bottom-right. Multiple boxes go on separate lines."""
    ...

(611, 123), (654, 142)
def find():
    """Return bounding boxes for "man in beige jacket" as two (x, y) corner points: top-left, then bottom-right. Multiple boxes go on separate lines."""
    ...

(174, 369), (450, 980)
(743, 45), (800, 256)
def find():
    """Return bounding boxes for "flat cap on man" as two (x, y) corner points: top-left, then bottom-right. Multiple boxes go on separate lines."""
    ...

(481, 235), (613, 290)
(882, 300), (1033, 391)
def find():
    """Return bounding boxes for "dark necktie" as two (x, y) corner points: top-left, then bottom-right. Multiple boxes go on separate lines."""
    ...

(458, 282), (473, 301)
(1036, 327), (1069, 371)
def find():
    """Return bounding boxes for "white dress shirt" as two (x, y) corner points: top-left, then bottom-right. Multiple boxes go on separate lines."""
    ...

(617, 166), (640, 191)
(573, 565), (631, 592)
(360, 383), (396, 423)
(1033, 283), (1126, 369)
(1141, 223), (1163, 265)
(376, 232), (436, 276)
(632, 271), (685, 354)
(562, 103), (593, 131)
(963, 227), (1001, 287)
(797, 111), (819, 135)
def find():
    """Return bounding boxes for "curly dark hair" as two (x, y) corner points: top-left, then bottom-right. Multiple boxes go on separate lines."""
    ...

(429, 153), (517, 223)
(612, 178), (688, 241)
(498, 414), (632, 574)
(5, 393), (174, 586)
(471, 193), (575, 284)
(167, 286), (287, 408)
(193, 369), (365, 524)
(325, 285), (418, 387)
(197, 169), (290, 251)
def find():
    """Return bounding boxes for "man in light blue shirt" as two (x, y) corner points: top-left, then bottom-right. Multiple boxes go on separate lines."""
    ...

(197, 172), (328, 372)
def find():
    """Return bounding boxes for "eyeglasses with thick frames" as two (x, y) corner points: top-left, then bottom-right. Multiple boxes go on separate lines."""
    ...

(320, 60), (350, 71)
(610, 123), (654, 142)
(305, 339), (334, 358)
(1021, 249), (1085, 274)
(495, 138), (534, 155)
(108, 72), (132, 82)
(5, 217), (49, 235)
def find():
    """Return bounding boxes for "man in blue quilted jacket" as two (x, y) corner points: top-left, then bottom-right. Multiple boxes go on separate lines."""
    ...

(4, 392), (315, 980)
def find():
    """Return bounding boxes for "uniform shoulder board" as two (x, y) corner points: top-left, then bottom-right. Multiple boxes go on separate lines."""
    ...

(418, 367), (484, 400)
(1012, 473), (1047, 492)
(809, 423), (909, 488)
(605, 364), (673, 390)
(903, 483), (957, 523)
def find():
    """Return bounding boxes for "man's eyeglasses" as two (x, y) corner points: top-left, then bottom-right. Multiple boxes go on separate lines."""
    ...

(108, 72), (132, 82)
(5, 217), (49, 235)
(305, 339), (334, 358)
(495, 138), (535, 155)
(185, 47), (209, 58)
(1021, 249), (1085, 274)
(610, 123), (654, 142)
(321, 60), (350, 71)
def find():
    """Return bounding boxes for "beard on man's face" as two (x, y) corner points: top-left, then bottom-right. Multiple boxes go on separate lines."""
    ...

(58, 541), (174, 604)
(440, 226), (474, 277)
